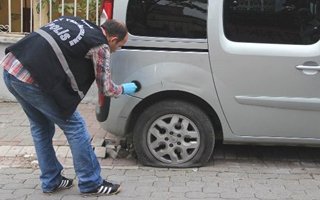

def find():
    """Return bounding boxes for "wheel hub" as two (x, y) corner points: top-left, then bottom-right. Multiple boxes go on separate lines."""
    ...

(147, 114), (200, 164)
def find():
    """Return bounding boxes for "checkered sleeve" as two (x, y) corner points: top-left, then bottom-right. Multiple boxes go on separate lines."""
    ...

(87, 44), (123, 97)
(0, 52), (34, 84)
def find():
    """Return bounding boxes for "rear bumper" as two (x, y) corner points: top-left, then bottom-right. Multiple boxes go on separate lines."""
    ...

(99, 94), (141, 137)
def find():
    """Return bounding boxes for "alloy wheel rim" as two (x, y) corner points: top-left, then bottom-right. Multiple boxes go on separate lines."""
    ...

(147, 114), (200, 164)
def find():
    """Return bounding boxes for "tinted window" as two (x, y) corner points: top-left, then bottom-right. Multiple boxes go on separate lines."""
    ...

(224, 0), (320, 44)
(126, 0), (208, 38)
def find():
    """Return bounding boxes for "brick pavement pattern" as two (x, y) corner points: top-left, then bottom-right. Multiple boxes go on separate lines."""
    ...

(1, 102), (320, 200)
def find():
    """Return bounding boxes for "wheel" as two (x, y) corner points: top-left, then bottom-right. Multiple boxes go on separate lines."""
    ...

(133, 99), (215, 167)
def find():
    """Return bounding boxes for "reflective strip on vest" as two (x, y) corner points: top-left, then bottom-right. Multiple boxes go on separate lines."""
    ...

(36, 29), (85, 99)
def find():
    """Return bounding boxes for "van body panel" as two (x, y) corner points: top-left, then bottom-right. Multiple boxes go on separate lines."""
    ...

(100, 0), (320, 148)
(102, 0), (232, 138)
(105, 49), (230, 136)
(208, 0), (320, 141)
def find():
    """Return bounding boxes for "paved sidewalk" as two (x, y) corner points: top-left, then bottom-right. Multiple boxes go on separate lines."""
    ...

(0, 102), (135, 168)
(1, 102), (320, 200)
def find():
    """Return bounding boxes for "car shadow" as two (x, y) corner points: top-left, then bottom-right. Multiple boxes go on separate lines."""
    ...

(211, 143), (320, 165)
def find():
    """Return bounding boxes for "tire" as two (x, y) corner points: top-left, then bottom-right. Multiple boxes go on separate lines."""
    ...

(133, 99), (215, 167)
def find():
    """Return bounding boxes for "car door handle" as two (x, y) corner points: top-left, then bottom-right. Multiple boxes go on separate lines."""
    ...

(296, 65), (320, 75)
(296, 65), (320, 70)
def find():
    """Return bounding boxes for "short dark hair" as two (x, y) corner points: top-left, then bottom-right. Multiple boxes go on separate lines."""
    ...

(101, 20), (128, 42)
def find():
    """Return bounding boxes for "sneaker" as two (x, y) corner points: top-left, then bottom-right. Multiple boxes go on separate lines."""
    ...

(82, 180), (121, 196)
(44, 176), (73, 193)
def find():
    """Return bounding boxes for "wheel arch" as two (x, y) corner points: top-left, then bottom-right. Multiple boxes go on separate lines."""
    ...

(126, 91), (223, 143)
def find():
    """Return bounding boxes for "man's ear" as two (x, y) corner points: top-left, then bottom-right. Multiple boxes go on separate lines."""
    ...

(109, 36), (119, 43)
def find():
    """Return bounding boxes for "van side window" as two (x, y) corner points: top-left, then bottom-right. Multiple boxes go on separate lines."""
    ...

(126, 0), (208, 39)
(223, 0), (320, 45)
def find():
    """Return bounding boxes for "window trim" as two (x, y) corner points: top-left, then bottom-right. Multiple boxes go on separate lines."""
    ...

(126, 33), (208, 50)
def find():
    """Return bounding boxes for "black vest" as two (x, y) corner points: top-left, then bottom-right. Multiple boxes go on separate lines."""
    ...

(5, 16), (108, 117)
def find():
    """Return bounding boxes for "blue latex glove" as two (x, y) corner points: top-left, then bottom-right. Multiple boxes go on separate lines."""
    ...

(122, 82), (138, 95)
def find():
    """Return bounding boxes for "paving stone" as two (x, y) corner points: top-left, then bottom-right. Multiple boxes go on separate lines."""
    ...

(136, 185), (167, 193)
(13, 188), (35, 196)
(302, 168), (320, 174)
(169, 186), (201, 193)
(120, 189), (151, 198)
(97, 197), (141, 200)
(186, 181), (206, 187)
(58, 157), (73, 167)
(150, 191), (171, 198)
(0, 146), (11, 156)
(31, 169), (41, 175)
(203, 186), (234, 193)
(62, 195), (98, 200)
(220, 191), (255, 199)
(55, 146), (70, 158)
(26, 192), (63, 200)
(0, 174), (14, 179)
(107, 175), (131, 182)
(19, 146), (36, 156)
(299, 179), (320, 189)
(170, 175), (193, 183)
(1, 177), (25, 185)
(61, 169), (76, 177)
(300, 161), (318, 168)
(112, 158), (137, 166)
(186, 171), (217, 178)
(290, 193), (314, 200)
(255, 190), (291, 200)
(100, 168), (126, 176)
(124, 169), (155, 176)
(94, 147), (106, 158)
(115, 188), (139, 198)
(23, 179), (40, 186)
(1, 127), (25, 140)
(313, 174), (320, 180)
(172, 182), (186, 187)
(91, 136), (106, 147)
(13, 173), (37, 180)
(1, 168), (34, 174)
(278, 173), (313, 180)
(112, 165), (139, 170)
(6, 146), (24, 157)
(217, 172), (248, 179)
(185, 191), (220, 199)
(153, 181), (173, 187)
(0, 189), (14, 194)
(155, 170), (185, 177)
(0, 193), (19, 200)
(2, 183), (36, 190)
(302, 189), (320, 199)
(248, 173), (282, 179)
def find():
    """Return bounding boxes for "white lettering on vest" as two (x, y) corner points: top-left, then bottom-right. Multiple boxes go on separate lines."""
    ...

(45, 22), (71, 41)
(68, 23), (85, 46)
(60, 33), (71, 41)
(44, 18), (86, 46)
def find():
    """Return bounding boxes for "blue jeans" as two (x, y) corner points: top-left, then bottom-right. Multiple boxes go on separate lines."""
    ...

(3, 70), (103, 192)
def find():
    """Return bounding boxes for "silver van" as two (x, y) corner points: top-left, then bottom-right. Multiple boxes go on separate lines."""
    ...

(97, 0), (320, 167)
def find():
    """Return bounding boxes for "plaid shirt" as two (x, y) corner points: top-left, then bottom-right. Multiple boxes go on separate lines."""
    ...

(1, 52), (34, 84)
(1, 44), (123, 97)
